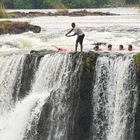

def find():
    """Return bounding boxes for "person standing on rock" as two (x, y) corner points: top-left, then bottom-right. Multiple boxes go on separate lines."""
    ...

(65, 23), (85, 52)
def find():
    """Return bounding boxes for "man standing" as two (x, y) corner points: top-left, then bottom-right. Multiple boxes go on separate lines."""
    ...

(65, 23), (85, 52)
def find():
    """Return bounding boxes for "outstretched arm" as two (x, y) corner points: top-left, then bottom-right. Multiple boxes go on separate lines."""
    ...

(67, 33), (77, 37)
(65, 29), (73, 36)
(52, 45), (60, 50)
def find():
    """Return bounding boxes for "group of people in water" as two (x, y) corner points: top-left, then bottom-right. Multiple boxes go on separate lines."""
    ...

(93, 44), (133, 52)
(54, 22), (134, 52)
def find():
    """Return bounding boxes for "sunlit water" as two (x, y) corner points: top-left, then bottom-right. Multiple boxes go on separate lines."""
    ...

(0, 7), (140, 53)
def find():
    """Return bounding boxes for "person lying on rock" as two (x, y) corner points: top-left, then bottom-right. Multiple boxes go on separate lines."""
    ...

(52, 45), (68, 51)
(65, 22), (85, 52)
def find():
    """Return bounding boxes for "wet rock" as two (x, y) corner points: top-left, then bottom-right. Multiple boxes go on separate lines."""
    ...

(0, 21), (41, 35)
(9, 11), (46, 18)
(30, 49), (55, 55)
(133, 53), (140, 140)
(1, 10), (119, 19)
(68, 11), (118, 16)
(29, 25), (41, 33)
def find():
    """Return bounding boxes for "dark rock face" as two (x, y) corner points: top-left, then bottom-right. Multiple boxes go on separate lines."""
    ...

(133, 78), (140, 140)
(13, 54), (43, 100)
(36, 52), (98, 140)
(71, 52), (98, 140)
(133, 54), (140, 140)
(29, 25), (41, 33)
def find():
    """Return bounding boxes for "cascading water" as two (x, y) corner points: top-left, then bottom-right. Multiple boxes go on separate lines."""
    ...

(35, 53), (83, 140)
(0, 7), (140, 140)
(0, 52), (83, 140)
(0, 51), (139, 140)
(92, 54), (138, 140)
(0, 54), (26, 115)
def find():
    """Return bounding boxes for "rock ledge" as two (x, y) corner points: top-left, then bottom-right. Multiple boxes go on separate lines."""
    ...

(0, 21), (41, 35)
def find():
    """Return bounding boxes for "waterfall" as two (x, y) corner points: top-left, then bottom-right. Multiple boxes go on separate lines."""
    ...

(36, 53), (83, 140)
(0, 53), (83, 140)
(0, 52), (139, 140)
(0, 54), (26, 115)
(92, 54), (138, 140)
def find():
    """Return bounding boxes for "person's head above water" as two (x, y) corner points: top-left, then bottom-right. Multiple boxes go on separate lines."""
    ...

(107, 44), (112, 51)
(119, 45), (124, 51)
(93, 45), (103, 51)
(128, 44), (133, 51)
(71, 23), (76, 28)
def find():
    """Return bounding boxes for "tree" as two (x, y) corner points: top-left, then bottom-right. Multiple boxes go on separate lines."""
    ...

(13, 0), (33, 9)
(126, 0), (139, 4)
(94, 0), (109, 7)
(0, 0), (140, 9)
(31, 0), (44, 9)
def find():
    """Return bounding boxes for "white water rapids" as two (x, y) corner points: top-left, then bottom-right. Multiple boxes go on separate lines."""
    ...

(0, 7), (140, 52)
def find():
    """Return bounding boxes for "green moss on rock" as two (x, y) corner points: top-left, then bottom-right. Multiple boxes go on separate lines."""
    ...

(134, 53), (140, 72)
(81, 52), (97, 74)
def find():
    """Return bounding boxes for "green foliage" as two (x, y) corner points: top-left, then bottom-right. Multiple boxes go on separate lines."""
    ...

(134, 53), (140, 72)
(63, 0), (95, 8)
(46, 0), (69, 14)
(109, 0), (126, 6)
(95, 0), (108, 7)
(13, 0), (33, 9)
(1, 0), (140, 9)
(0, 4), (9, 18)
(0, 21), (9, 30)
(81, 52), (95, 74)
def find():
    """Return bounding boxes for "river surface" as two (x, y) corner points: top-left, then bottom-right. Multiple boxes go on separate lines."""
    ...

(0, 7), (140, 53)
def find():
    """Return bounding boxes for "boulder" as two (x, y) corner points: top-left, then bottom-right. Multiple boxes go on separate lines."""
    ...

(0, 21), (41, 35)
